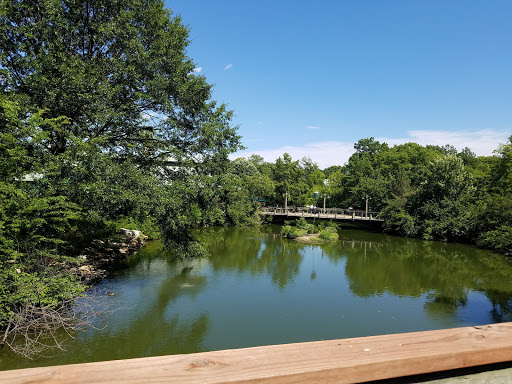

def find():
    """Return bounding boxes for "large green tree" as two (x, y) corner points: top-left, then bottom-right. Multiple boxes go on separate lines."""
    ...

(0, 0), (242, 249)
(273, 153), (305, 208)
(0, 0), (243, 354)
(0, 0), (240, 163)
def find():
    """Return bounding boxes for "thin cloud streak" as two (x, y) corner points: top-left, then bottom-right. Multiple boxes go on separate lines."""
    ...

(307, 125), (320, 130)
(232, 129), (509, 169)
(224, 64), (232, 70)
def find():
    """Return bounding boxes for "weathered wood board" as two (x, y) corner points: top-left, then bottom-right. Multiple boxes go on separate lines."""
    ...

(2, 323), (512, 383)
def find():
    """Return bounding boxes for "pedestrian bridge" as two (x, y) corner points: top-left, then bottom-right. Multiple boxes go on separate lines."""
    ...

(260, 206), (384, 222)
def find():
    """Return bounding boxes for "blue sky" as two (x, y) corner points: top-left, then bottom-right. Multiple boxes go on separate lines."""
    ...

(167, 0), (512, 168)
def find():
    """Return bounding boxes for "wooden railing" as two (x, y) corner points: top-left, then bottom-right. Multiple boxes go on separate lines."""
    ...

(261, 206), (383, 222)
(2, 323), (512, 383)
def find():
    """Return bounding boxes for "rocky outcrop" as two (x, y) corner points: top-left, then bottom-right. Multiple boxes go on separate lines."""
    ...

(67, 228), (148, 285)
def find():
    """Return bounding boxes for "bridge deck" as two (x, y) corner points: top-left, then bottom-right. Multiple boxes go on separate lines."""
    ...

(261, 207), (384, 222)
(2, 322), (512, 383)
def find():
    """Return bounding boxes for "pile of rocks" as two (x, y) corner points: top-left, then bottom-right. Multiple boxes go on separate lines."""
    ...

(70, 228), (148, 285)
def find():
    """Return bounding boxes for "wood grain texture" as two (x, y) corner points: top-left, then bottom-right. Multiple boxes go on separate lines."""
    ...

(2, 323), (512, 384)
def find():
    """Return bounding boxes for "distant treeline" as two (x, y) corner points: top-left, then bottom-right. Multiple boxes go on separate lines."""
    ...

(228, 137), (512, 256)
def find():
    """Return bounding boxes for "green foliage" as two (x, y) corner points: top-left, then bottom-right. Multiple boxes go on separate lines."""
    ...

(280, 225), (307, 239)
(281, 219), (338, 242)
(478, 226), (512, 256)
(252, 136), (511, 254)
(295, 217), (308, 229)
(381, 198), (417, 237)
(274, 153), (306, 206)
(164, 240), (209, 261)
(492, 135), (512, 194)
(1, 0), (242, 160)
(305, 224), (316, 234)
(319, 227), (339, 241)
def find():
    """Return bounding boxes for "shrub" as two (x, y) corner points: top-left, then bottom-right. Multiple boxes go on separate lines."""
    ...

(296, 217), (308, 229)
(477, 226), (512, 255)
(319, 227), (339, 241)
(281, 225), (307, 239)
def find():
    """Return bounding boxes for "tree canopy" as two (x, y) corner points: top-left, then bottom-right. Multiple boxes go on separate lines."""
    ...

(0, 0), (240, 163)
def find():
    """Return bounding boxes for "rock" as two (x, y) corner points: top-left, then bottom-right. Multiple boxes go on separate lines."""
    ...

(120, 228), (141, 239)
(65, 228), (148, 285)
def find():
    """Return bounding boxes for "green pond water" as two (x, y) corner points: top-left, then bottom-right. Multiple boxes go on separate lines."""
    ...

(2, 224), (512, 371)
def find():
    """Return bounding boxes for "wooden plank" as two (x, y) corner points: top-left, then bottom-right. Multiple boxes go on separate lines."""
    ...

(2, 323), (512, 384)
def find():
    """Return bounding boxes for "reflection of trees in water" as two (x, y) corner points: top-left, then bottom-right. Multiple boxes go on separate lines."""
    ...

(337, 231), (512, 320)
(424, 292), (468, 319)
(195, 226), (305, 290)
(197, 226), (512, 322)
(485, 290), (512, 323)
(79, 263), (210, 361)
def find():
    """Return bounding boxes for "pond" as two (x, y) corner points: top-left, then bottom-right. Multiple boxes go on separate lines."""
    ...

(2, 224), (512, 371)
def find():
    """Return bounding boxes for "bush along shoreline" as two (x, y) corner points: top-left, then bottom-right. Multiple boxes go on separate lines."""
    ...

(281, 218), (339, 243)
(0, 227), (148, 358)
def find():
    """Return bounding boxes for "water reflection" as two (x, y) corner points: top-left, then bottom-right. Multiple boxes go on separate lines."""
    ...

(196, 226), (304, 290)
(197, 225), (512, 324)
(1, 253), (211, 370)
(87, 259), (210, 359)
(3, 225), (512, 371)
(334, 230), (512, 320)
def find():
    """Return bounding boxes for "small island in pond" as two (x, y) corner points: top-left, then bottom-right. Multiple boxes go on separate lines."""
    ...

(281, 217), (339, 243)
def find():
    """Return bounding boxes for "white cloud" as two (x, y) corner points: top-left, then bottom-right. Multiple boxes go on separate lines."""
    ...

(233, 141), (355, 169)
(307, 125), (320, 130)
(192, 67), (202, 73)
(231, 129), (509, 169)
(224, 64), (232, 70)
(376, 129), (509, 156)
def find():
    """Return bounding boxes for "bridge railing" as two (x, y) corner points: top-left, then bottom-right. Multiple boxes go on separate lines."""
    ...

(2, 323), (512, 383)
(260, 206), (381, 220)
